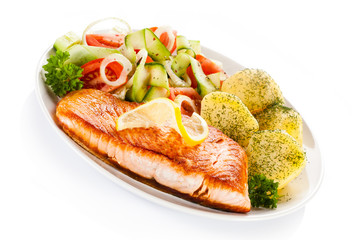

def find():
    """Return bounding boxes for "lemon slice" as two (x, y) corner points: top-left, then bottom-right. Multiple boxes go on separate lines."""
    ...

(116, 98), (209, 146)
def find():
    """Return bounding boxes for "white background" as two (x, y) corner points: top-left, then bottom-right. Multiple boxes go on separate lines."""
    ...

(1, 0), (359, 239)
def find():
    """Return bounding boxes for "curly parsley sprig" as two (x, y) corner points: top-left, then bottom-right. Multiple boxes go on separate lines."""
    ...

(248, 174), (280, 209)
(42, 50), (83, 97)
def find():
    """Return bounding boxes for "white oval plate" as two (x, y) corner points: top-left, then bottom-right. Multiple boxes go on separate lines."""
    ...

(35, 46), (323, 221)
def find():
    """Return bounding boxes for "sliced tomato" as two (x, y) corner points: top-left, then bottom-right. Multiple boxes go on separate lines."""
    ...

(145, 56), (154, 63)
(186, 55), (224, 88)
(80, 58), (124, 92)
(149, 27), (177, 54)
(86, 33), (125, 49)
(186, 66), (198, 89)
(195, 55), (223, 75)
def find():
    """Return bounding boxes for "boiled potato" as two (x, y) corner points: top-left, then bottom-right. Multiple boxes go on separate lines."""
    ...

(201, 91), (259, 147)
(254, 104), (303, 146)
(246, 130), (306, 189)
(221, 69), (284, 114)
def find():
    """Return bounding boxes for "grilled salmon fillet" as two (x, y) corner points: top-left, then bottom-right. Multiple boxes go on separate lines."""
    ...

(56, 89), (251, 212)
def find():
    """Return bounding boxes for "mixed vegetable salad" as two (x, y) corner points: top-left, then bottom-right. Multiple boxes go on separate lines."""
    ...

(43, 18), (307, 209)
(43, 17), (227, 117)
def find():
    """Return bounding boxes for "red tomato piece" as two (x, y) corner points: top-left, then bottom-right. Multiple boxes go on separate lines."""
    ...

(186, 55), (224, 88)
(195, 55), (223, 75)
(145, 56), (154, 63)
(86, 34), (125, 49)
(186, 65), (198, 89)
(80, 58), (124, 92)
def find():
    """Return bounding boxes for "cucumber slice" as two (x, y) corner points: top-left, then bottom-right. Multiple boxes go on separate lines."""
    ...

(207, 71), (227, 90)
(86, 45), (121, 58)
(177, 48), (196, 58)
(54, 31), (81, 51)
(122, 30), (145, 64)
(132, 62), (169, 102)
(66, 44), (121, 66)
(176, 36), (197, 57)
(143, 87), (169, 102)
(125, 86), (136, 102)
(207, 72), (221, 89)
(65, 44), (95, 66)
(144, 28), (171, 62)
(171, 52), (191, 77)
(189, 57), (216, 97)
(146, 63), (169, 90)
(132, 64), (149, 102)
(189, 40), (201, 55)
(168, 54), (215, 95)
(125, 28), (171, 62)
(176, 35), (191, 50)
(125, 29), (146, 49)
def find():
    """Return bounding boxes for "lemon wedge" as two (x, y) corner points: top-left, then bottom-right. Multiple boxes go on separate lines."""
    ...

(116, 98), (209, 146)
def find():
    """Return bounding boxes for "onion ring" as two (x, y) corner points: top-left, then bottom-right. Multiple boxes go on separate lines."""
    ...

(100, 53), (132, 87)
(154, 26), (175, 52)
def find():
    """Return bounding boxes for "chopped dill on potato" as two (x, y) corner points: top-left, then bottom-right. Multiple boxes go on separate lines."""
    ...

(200, 91), (259, 147)
(246, 130), (306, 189)
(221, 68), (284, 114)
(254, 104), (303, 145)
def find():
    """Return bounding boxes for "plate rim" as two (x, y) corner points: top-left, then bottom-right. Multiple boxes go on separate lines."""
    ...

(35, 45), (324, 221)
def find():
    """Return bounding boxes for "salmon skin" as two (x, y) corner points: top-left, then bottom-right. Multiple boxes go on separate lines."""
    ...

(56, 89), (250, 213)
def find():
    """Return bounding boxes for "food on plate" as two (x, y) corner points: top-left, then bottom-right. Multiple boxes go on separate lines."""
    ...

(56, 89), (251, 213)
(246, 130), (306, 189)
(200, 91), (259, 147)
(41, 17), (309, 211)
(254, 104), (303, 145)
(221, 68), (284, 114)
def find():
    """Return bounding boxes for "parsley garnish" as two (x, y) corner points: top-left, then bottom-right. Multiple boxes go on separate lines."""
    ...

(42, 50), (84, 97)
(248, 174), (279, 209)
